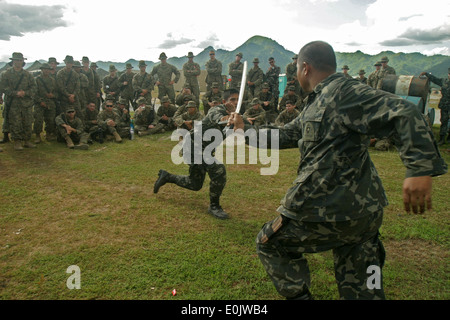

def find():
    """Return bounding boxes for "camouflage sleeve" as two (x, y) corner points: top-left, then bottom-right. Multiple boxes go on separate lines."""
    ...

(424, 73), (443, 87)
(173, 65), (180, 83)
(339, 81), (447, 177)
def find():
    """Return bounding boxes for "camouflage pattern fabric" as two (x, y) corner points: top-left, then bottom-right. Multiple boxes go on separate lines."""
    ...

(77, 72), (89, 112)
(103, 75), (121, 100)
(275, 108), (300, 127)
(205, 59), (223, 92)
(266, 64), (281, 100)
(278, 92), (299, 111)
(201, 90), (223, 115)
(285, 61), (300, 95)
(367, 69), (380, 89)
(183, 61), (201, 100)
(55, 112), (88, 144)
(425, 73), (450, 137)
(151, 63), (180, 102)
(81, 68), (98, 109)
(376, 65), (396, 90)
(118, 71), (135, 109)
(243, 105), (266, 126)
(155, 103), (178, 131)
(255, 90), (277, 123)
(97, 108), (121, 134)
(56, 68), (82, 116)
(133, 105), (156, 133)
(247, 65), (264, 98)
(132, 72), (154, 105)
(113, 106), (131, 138)
(256, 210), (385, 299)
(228, 61), (243, 89)
(34, 73), (57, 136)
(174, 109), (204, 128)
(84, 107), (99, 133)
(0, 67), (36, 141)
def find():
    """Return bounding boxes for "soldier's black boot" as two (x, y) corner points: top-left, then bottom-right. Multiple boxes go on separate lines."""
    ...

(208, 203), (229, 220)
(154, 170), (174, 194)
(0, 133), (10, 144)
(437, 135), (445, 145)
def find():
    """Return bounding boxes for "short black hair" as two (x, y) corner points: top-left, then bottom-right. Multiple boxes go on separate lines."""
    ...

(298, 41), (336, 73)
(223, 88), (239, 102)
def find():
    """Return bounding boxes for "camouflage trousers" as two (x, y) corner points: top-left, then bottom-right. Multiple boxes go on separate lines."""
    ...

(56, 126), (89, 145)
(157, 84), (175, 104)
(439, 108), (449, 136)
(8, 102), (33, 141)
(168, 162), (226, 205)
(256, 210), (385, 300)
(33, 101), (56, 135)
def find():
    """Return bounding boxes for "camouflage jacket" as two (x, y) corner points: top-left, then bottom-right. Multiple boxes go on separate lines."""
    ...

(102, 75), (121, 97)
(247, 66), (264, 88)
(35, 74), (57, 105)
(243, 106), (266, 125)
(97, 109), (121, 127)
(205, 59), (222, 83)
(156, 104), (177, 124)
(183, 61), (201, 83)
(151, 63), (180, 85)
(113, 107), (131, 127)
(229, 61), (243, 84)
(367, 70), (380, 89)
(279, 92), (300, 110)
(425, 73), (450, 110)
(275, 108), (300, 126)
(202, 90), (223, 106)
(255, 91), (276, 112)
(84, 108), (99, 130)
(376, 65), (396, 90)
(81, 68), (99, 100)
(286, 62), (297, 82)
(174, 110), (204, 127)
(133, 105), (156, 126)
(266, 65), (281, 89)
(132, 72), (154, 96)
(0, 68), (36, 106)
(119, 72), (136, 96)
(248, 73), (447, 222)
(55, 113), (84, 134)
(77, 72), (89, 105)
(56, 68), (80, 100)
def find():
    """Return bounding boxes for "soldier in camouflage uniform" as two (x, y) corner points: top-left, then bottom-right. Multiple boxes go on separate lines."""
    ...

(358, 69), (368, 84)
(202, 82), (223, 115)
(205, 50), (223, 92)
(278, 86), (299, 112)
(183, 52), (201, 102)
(81, 57), (100, 111)
(243, 98), (266, 126)
(103, 65), (121, 102)
(48, 57), (61, 115)
(284, 54), (300, 95)
(174, 101), (204, 130)
(133, 97), (157, 137)
(247, 58), (264, 98)
(73, 61), (89, 119)
(114, 98), (131, 139)
(55, 107), (89, 149)
(0, 52), (37, 151)
(377, 56), (396, 90)
(229, 41), (447, 300)
(57, 55), (82, 120)
(368, 61), (381, 89)
(151, 53), (180, 104)
(90, 62), (103, 109)
(421, 68), (450, 145)
(0, 70), (11, 145)
(228, 52), (244, 90)
(118, 63), (135, 111)
(153, 96), (177, 132)
(341, 65), (352, 79)
(266, 57), (281, 102)
(132, 60), (154, 106)
(173, 94), (195, 120)
(176, 84), (198, 108)
(255, 82), (277, 124)
(83, 102), (100, 142)
(154, 88), (242, 220)
(33, 63), (57, 143)
(97, 99), (123, 143)
(275, 100), (300, 126)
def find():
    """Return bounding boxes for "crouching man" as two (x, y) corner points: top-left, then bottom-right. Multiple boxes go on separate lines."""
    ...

(55, 107), (89, 150)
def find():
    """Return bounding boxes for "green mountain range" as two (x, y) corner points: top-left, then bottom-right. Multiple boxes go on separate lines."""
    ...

(2, 35), (449, 78)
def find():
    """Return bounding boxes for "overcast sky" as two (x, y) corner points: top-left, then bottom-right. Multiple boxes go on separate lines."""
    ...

(0, 0), (449, 63)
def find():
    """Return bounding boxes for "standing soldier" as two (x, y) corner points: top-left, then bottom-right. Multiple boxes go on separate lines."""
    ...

(0, 52), (37, 151)
(183, 52), (201, 102)
(118, 63), (135, 111)
(48, 57), (60, 79)
(56, 55), (82, 119)
(73, 61), (89, 119)
(81, 57), (99, 111)
(103, 65), (120, 102)
(358, 70), (367, 84)
(377, 56), (396, 90)
(368, 61), (381, 89)
(132, 60), (154, 106)
(205, 50), (223, 93)
(228, 52), (244, 90)
(247, 58), (264, 98)
(34, 63), (57, 143)
(151, 52), (180, 104)
(266, 57), (280, 102)
(420, 68), (450, 145)
(285, 54), (300, 95)
(90, 62), (102, 110)
(341, 65), (352, 79)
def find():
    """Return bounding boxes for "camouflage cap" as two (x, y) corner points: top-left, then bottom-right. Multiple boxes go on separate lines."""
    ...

(183, 83), (191, 89)
(138, 60), (147, 67)
(66, 107), (75, 112)
(253, 58), (260, 63)
(262, 83), (270, 89)
(288, 85), (296, 91)
(40, 63), (52, 70)
(136, 97), (146, 105)
(380, 56), (389, 63)
(183, 94), (194, 101)
(63, 55), (74, 63)
(374, 61), (382, 66)
(109, 64), (117, 72)
(126, 63), (133, 69)
(251, 98), (261, 106)
(268, 57), (275, 61)
(73, 61), (82, 67)
(159, 52), (168, 60)
(342, 65), (349, 70)
(236, 52), (243, 58)
(90, 62), (98, 68)
(82, 56), (90, 62)
(187, 101), (197, 108)
(161, 96), (170, 103)
(211, 82), (219, 88)
(187, 52), (194, 58)
(292, 54), (298, 60)
(105, 94), (115, 101)
(118, 98), (128, 105)
(48, 57), (60, 65)
(359, 69), (366, 75)
(9, 52), (27, 60)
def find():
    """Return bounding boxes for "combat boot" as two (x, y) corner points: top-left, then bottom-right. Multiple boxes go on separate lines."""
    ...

(0, 133), (10, 144)
(208, 204), (229, 220)
(65, 136), (75, 149)
(34, 134), (41, 144)
(23, 140), (36, 148)
(74, 143), (89, 150)
(113, 131), (122, 143)
(14, 140), (24, 151)
(154, 170), (174, 193)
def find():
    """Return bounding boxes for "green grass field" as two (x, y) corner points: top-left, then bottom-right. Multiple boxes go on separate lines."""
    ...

(0, 115), (449, 300)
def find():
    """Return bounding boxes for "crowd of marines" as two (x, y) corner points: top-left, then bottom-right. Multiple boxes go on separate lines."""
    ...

(1, 50), (449, 154)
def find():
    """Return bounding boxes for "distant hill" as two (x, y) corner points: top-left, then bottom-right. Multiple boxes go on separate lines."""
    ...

(1, 36), (449, 78)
